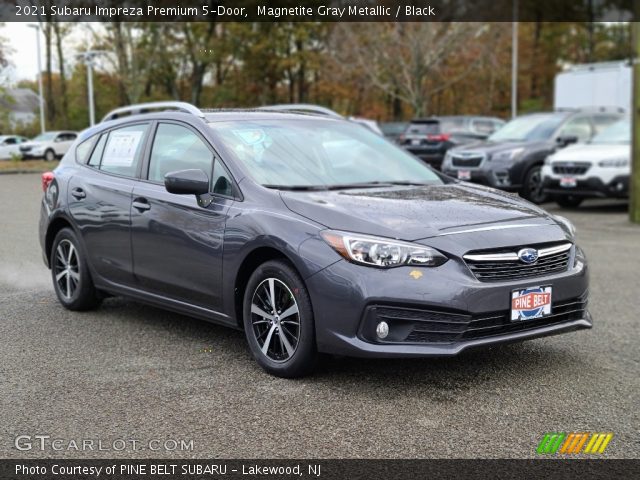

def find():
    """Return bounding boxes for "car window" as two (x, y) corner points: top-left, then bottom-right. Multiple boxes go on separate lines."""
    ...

(100, 124), (148, 177)
(75, 137), (96, 164)
(212, 119), (443, 188)
(4, 137), (16, 145)
(558, 116), (592, 142)
(211, 160), (234, 197)
(148, 123), (214, 184)
(87, 135), (107, 167)
(592, 115), (622, 134)
(406, 122), (439, 135)
(470, 119), (496, 135)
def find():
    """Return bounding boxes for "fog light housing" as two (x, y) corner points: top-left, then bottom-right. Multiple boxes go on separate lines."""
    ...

(376, 321), (389, 339)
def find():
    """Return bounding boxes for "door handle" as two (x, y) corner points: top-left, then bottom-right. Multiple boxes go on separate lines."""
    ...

(132, 198), (151, 212)
(71, 187), (86, 200)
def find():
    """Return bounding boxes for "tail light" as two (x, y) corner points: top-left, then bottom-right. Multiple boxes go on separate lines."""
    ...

(42, 171), (55, 192)
(427, 134), (451, 142)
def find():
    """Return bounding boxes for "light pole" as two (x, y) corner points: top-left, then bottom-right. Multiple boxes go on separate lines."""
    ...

(27, 24), (45, 134)
(511, 0), (519, 119)
(77, 51), (108, 126)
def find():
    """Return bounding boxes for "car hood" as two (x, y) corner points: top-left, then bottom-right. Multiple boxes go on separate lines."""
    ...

(450, 140), (548, 156)
(280, 183), (560, 242)
(548, 143), (630, 162)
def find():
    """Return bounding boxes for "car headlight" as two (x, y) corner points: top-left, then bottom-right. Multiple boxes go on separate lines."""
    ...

(598, 158), (629, 168)
(320, 230), (448, 268)
(492, 148), (524, 163)
(553, 215), (576, 237)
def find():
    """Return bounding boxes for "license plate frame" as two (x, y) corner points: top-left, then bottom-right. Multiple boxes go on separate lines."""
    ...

(560, 177), (577, 188)
(510, 286), (552, 321)
(457, 170), (471, 180)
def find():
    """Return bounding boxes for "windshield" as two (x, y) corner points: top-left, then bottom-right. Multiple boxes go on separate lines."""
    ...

(210, 119), (443, 189)
(488, 114), (567, 142)
(590, 119), (630, 144)
(32, 132), (57, 142)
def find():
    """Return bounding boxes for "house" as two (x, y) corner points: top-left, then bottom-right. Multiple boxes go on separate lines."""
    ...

(0, 88), (40, 128)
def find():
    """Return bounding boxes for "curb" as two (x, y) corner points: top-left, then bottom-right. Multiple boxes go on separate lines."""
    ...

(0, 170), (47, 175)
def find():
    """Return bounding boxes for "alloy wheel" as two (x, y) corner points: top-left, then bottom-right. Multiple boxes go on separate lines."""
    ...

(250, 278), (300, 362)
(53, 239), (80, 299)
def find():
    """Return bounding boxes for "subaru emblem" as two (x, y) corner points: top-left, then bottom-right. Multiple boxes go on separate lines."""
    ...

(518, 248), (539, 264)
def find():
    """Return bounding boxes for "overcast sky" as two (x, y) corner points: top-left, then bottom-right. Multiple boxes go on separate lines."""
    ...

(2, 23), (98, 83)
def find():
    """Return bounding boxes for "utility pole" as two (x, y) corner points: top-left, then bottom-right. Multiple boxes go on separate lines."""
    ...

(27, 24), (45, 134)
(511, 0), (518, 119)
(631, 19), (640, 223)
(76, 51), (108, 126)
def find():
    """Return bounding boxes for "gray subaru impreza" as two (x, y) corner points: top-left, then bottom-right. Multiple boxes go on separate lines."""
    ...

(39, 102), (591, 377)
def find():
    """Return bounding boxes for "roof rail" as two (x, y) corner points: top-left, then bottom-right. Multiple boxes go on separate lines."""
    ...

(257, 104), (343, 118)
(101, 101), (205, 123)
(554, 106), (626, 114)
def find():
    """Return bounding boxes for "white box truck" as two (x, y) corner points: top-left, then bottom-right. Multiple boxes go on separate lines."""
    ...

(554, 61), (631, 112)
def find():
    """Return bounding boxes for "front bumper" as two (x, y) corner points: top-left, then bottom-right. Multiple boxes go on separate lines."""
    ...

(306, 253), (590, 358)
(442, 166), (521, 191)
(543, 175), (629, 199)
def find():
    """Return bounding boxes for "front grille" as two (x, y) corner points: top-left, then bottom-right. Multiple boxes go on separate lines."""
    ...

(552, 162), (590, 175)
(463, 243), (572, 282)
(452, 155), (483, 167)
(376, 294), (588, 344)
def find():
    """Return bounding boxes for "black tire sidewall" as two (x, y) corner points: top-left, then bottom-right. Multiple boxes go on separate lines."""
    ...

(243, 260), (317, 378)
(522, 165), (547, 204)
(51, 228), (99, 311)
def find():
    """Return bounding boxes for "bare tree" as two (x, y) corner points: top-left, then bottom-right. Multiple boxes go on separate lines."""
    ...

(334, 23), (491, 116)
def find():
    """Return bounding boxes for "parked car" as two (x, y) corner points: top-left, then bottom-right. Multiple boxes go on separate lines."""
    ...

(398, 116), (505, 170)
(0, 135), (30, 160)
(380, 122), (409, 143)
(441, 108), (623, 203)
(40, 101), (590, 378)
(542, 118), (630, 207)
(19, 131), (78, 161)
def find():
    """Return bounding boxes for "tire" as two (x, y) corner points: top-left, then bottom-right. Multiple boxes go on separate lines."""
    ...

(556, 195), (584, 208)
(50, 228), (101, 311)
(44, 149), (56, 162)
(243, 259), (317, 378)
(520, 165), (547, 204)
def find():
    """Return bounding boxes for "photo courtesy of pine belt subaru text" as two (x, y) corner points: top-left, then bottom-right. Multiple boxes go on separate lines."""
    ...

(39, 101), (591, 378)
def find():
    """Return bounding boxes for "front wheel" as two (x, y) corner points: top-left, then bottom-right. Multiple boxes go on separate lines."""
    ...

(51, 228), (101, 311)
(556, 195), (584, 208)
(243, 260), (317, 378)
(520, 165), (548, 204)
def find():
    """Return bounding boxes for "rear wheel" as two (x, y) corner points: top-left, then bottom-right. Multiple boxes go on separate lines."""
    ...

(51, 228), (101, 311)
(520, 165), (547, 204)
(243, 260), (317, 378)
(556, 195), (584, 208)
(44, 149), (56, 162)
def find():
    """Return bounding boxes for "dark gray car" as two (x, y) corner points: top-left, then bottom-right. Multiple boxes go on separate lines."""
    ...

(441, 109), (622, 203)
(39, 102), (591, 378)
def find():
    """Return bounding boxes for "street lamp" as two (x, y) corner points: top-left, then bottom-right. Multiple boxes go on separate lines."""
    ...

(27, 24), (45, 134)
(76, 50), (109, 126)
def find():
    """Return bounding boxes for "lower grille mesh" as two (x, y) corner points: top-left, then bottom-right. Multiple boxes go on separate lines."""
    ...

(373, 294), (587, 344)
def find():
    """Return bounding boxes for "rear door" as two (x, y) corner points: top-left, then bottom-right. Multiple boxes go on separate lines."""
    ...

(68, 123), (150, 286)
(130, 121), (235, 314)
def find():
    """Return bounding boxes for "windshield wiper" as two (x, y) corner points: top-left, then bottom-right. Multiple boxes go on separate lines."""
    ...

(264, 181), (395, 191)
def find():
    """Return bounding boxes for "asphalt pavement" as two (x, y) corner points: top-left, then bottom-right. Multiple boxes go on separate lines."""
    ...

(0, 173), (638, 459)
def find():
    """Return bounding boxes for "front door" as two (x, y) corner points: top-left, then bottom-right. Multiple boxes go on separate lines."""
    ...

(130, 122), (235, 314)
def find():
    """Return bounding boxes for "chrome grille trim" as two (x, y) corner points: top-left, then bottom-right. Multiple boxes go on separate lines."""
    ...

(463, 242), (573, 281)
(463, 242), (572, 262)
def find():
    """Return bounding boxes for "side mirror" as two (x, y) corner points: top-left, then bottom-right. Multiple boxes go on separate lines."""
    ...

(556, 135), (578, 147)
(164, 169), (210, 195)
